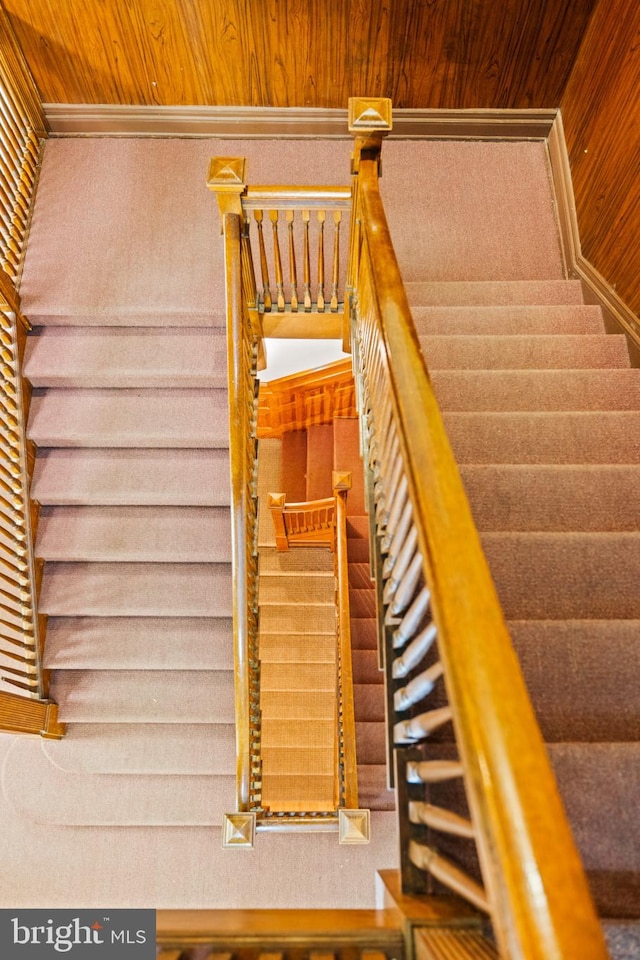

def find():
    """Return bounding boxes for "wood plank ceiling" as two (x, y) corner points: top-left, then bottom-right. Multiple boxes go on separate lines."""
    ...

(5, 0), (595, 109)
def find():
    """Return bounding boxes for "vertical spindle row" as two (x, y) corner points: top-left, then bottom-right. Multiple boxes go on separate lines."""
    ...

(352, 210), (485, 912)
(0, 308), (40, 699)
(244, 196), (350, 314)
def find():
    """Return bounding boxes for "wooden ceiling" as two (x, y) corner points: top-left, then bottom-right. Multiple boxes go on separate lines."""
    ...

(5, 0), (596, 109)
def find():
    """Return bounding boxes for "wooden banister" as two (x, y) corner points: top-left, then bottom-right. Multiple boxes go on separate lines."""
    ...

(208, 158), (261, 811)
(348, 97), (609, 958)
(333, 471), (358, 809)
(268, 492), (337, 551)
(0, 6), (46, 285)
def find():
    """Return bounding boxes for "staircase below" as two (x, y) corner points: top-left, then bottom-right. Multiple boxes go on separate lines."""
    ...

(278, 411), (393, 812)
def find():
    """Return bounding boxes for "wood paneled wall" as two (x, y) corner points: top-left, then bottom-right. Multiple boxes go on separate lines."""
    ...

(5, 0), (594, 110)
(561, 0), (640, 319)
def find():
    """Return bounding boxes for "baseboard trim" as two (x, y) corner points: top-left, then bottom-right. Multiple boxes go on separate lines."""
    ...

(547, 111), (640, 356)
(44, 103), (557, 140)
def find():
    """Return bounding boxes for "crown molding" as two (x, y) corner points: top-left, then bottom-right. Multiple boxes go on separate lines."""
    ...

(44, 103), (557, 140)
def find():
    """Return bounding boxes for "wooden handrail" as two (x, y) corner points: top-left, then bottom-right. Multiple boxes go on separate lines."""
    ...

(268, 492), (336, 551)
(208, 161), (261, 811)
(348, 98), (609, 958)
(333, 472), (358, 809)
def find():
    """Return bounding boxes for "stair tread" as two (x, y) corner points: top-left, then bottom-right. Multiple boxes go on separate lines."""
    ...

(43, 616), (234, 670)
(3, 739), (235, 826)
(432, 368), (640, 411)
(463, 464), (640, 531)
(41, 723), (236, 774)
(28, 388), (229, 448)
(259, 547), (334, 574)
(259, 575), (335, 604)
(420, 333), (630, 369)
(549, 743), (640, 877)
(24, 327), (227, 387)
(25, 311), (226, 327)
(356, 764), (395, 811)
(36, 506), (232, 562)
(445, 410), (640, 463)
(411, 303), (605, 335)
(352, 648), (383, 684)
(259, 604), (335, 634)
(483, 532), (640, 619)
(404, 279), (585, 306)
(258, 633), (336, 662)
(50, 670), (234, 723)
(260, 662), (336, 691)
(510, 620), (640, 742)
(31, 448), (231, 506)
(39, 562), (232, 617)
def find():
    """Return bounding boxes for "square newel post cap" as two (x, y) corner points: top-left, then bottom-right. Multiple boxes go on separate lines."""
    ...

(207, 156), (247, 216)
(332, 470), (352, 493)
(348, 98), (393, 135)
(221, 812), (256, 848)
(338, 808), (371, 844)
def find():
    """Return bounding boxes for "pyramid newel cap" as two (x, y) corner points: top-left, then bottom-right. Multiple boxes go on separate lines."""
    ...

(207, 156), (247, 217)
(338, 808), (371, 844)
(222, 812), (256, 848)
(348, 98), (393, 135)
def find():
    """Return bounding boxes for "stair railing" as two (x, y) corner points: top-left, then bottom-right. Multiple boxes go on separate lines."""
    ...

(346, 98), (609, 958)
(208, 160), (261, 812)
(209, 158), (360, 823)
(0, 11), (63, 738)
(333, 471), (358, 810)
(268, 492), (336, 551)
(0, 4), (46, 284)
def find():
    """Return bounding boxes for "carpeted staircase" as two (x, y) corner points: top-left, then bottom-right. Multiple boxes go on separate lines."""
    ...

(403, 279), (640, 927)
(256, 437), (338, 813)
(278, 416), (393, 812)
(0, 137), (398, 909)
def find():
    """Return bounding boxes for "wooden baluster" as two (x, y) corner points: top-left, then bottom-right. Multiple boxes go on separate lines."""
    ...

(394, 660), (444, 712)
(393, 622), (437, 677)
(331, 210), (341, 312)
(269, 209), (285, 312)
(409, 841), (489, 913)
(254, 210), (272, 311)
(395, 705), (453, 744)
(286, 209), (298, 311)
(409, 800), (476, 839)
(407, 758), (464, 783)
(302, 209), (311, 311)
(317, 209), (325, 312)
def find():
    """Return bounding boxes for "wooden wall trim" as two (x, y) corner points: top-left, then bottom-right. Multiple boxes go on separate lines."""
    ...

(44, 104), (557, 140)
(547, 110), (640, 354)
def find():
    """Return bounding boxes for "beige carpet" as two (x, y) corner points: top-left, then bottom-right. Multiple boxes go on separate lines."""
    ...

(2, 133), (589, 908)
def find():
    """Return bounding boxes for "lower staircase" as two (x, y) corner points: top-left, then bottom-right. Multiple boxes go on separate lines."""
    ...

(277, 415), (393, 811)
(402, 275), (640, 938)
(11, 309), (237, 825)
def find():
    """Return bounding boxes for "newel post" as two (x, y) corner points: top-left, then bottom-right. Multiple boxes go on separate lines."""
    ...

(268, 492), (289, 551)
(345, 98), (393, 351)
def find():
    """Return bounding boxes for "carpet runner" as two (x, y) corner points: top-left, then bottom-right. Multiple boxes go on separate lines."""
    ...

(0, 137), (398, 909)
